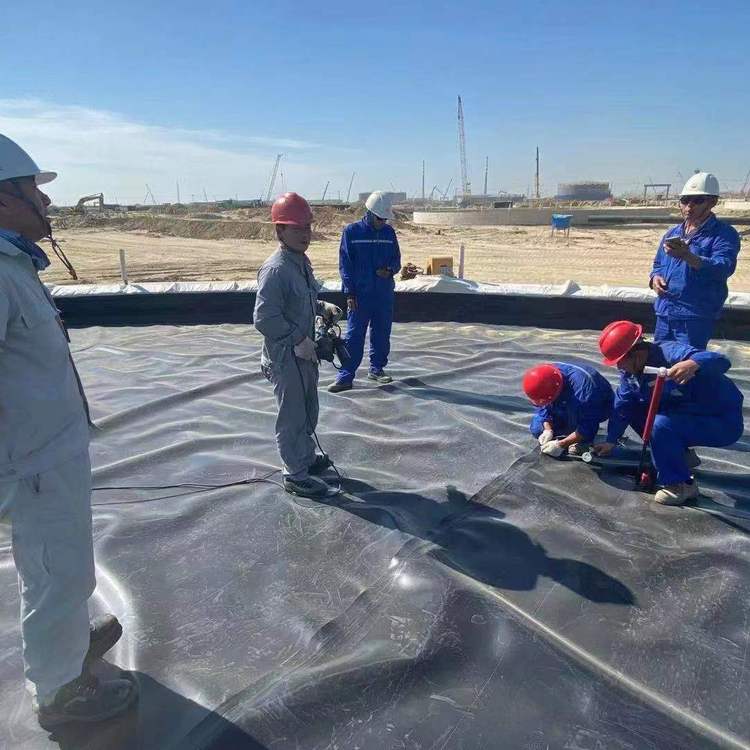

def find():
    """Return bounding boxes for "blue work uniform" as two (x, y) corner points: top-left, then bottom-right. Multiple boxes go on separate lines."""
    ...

(336, 214), (401, 383)
(606, 341), (744, 486)
(650, 215), (741, 348)
(529, 363), (614, 442)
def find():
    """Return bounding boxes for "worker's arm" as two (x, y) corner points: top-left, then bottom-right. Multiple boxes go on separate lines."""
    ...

(389, 229), (402, 276)
(661, 340), (731, 379)
(692, 230), (741, 280)
(605, 377), (642, 444)
(339, 229), (356, 297)
(649, 235), (668, 290)
(687, 349), (731, 377)
(253, 267), (304, 346)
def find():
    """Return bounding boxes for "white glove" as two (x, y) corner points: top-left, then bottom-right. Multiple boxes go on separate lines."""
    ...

(294, 336), (318, 363)
(541, 439), (564, 457)
(321, 302), (343, 324)
(538, 429), (554, 446)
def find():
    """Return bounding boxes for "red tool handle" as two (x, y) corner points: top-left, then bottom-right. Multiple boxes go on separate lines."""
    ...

(642, 372), (666, 443)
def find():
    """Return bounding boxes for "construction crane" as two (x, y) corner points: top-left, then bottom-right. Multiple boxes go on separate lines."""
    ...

(457, 96), (471, 198)
(265, 153), (283, 202)
(346, 172), (356, 202)
(442, 178), (454, 201)
(741, 168), (750, 197)
(321, 181), (330, 201)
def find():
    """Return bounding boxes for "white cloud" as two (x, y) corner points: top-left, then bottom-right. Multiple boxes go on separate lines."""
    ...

(0, 99), (360, 205)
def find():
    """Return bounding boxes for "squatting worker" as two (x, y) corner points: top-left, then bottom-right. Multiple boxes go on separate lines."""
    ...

(0, 134), (136, 728)
(593, 320), (744, 506)
(650, 172), (741, 348)
(254, 192), (342, 499)
(329, 191), (401, 393)
(523, 362), (614, 457)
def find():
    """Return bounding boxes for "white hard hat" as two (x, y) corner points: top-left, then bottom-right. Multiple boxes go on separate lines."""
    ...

(0, 134), (56, 185)
(365, 191), (394, 220)
(680, 172), (719, 197)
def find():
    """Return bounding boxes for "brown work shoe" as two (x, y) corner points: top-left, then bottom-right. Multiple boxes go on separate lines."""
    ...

(35, 672), (138, 730)
(654, 481), (699, 506)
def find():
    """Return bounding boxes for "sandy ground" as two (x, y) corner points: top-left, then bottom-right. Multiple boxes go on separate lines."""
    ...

(45, 223), (750, 291)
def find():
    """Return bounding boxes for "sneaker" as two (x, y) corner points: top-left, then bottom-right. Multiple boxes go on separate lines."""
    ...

(367, 369), (392, 384)
(283, 475), (330, 499)
(654, 481), (699, 506)
(35, 673), (137, 730)
(85, 614), (123, 666)
(328, 380), (352, 393)
(685, 449), (701, 470)
(567, 443), (590, 457)
(308, 454), (333, 475)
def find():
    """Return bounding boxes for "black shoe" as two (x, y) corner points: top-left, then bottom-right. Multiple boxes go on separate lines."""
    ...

(328, 380), (352, 393)
(283, 475), (330, 498)
(367, 369), (392, 384)
(35, 673), (138, 730)
(309, 454), (333, 475)
(86, 614), (123, 665)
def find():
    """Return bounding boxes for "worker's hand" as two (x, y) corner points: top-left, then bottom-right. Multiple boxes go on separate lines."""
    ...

(293, 336), (318, 364)
(591, 442), (615, 457)
(540, 439), (564, 457)
(651, 275), (668, 296)
(664, 237), (691, 260)
(667, 359), (699, 385)
(538, 429), (554, 446)
(320, 302), (342, 324)
(376, 267), (392, 279)
(347, 296), (357, 313)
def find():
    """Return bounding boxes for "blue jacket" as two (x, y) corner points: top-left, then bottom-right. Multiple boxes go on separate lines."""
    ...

(650, 215), (740, 320)
(535, 363), (614, 441)
(339, 215), (401, 299)
(606, 341), (744, 443)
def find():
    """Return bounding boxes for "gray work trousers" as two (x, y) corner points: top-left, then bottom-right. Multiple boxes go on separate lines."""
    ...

(0, 450), (95, 700)
(266, 357), (319, 479)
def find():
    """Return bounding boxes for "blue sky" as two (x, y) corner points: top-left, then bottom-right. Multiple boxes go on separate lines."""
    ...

(1, 0), (748, 204)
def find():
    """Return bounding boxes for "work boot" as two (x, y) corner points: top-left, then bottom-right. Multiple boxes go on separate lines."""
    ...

(85, 614), (123, 666)
(367, 369), (392, 384)
(654, 481), (699, 506)
(35, 672), (138, 730)
(328, 380), (352, 393)
(308, 454), (333, 475)
(567, 443), (590, 457)
(283, 475), (330, 498)
(685, 448), (701, 470)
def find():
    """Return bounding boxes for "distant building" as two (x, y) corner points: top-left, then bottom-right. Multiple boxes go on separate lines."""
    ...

(557, 182), (612, 201)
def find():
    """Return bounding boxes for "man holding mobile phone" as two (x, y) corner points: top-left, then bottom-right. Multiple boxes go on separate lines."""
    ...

(649, 172), (740, 348)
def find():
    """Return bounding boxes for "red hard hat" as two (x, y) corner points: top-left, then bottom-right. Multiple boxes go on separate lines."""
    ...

(271, 192), (313, 226)
(522, 364), (564, 406)
(599, 320), (643, 366)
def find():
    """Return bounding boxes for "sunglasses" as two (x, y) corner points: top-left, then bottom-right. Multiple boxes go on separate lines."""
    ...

(679, 195), (711, 206)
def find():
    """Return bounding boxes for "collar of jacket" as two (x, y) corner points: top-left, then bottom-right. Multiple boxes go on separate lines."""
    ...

(0, 228), (51, 270)
(680, 213), (717, 240)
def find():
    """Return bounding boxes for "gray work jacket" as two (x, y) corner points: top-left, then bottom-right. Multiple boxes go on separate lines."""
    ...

(0, 236), (90, 481)
(253, 245), (324, 372)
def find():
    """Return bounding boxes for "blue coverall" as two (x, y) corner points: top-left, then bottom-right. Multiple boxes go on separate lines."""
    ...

(650, 216), (741, 348)
(606, 342), (744, 486)
(336, 213), (401, 383)
(529, 363), (614, 442)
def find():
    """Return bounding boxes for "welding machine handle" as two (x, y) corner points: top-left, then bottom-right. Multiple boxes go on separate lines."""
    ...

(643, 366), (668, 378)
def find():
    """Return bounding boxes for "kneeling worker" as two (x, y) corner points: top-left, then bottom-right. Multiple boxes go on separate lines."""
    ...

(254, 192), (342, 498)
(594, 320), (744, 505)
(523, 362), (614, 457)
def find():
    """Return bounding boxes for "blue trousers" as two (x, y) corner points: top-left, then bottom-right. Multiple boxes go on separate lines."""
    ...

(337, 295), (394, 383)
(654, 316), (714, 349)
(628, 406), (743, 485)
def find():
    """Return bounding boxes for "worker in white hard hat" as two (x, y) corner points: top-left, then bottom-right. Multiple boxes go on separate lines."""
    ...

(649, 172), (741, 348)
(330, 191), (401, 392)
(0, 133), (137, 728)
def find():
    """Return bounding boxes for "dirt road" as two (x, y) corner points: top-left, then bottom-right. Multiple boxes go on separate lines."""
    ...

(45, 222), (749, 292)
